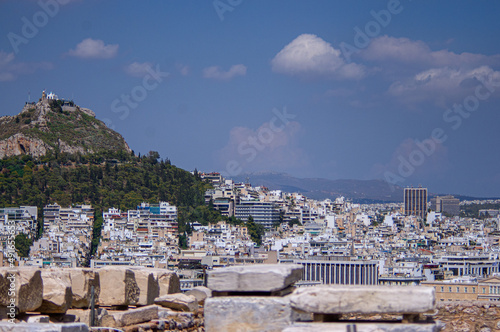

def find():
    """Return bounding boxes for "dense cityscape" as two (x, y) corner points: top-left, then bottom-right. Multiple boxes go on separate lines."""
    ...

(2, 1), (500, 330)
(3, 169), (500, 303)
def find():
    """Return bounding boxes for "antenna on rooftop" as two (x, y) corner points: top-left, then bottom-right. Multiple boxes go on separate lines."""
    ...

(28, 90), (30, 102)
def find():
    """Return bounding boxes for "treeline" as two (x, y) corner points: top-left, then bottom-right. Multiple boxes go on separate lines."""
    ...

(0, 151), (208, 213)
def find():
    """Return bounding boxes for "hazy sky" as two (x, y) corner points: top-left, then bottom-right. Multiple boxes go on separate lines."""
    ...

(1, 0), (500, 197)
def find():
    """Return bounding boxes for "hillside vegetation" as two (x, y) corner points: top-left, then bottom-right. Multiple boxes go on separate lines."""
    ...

(0, 99), (131, 158)
(0, 151), (227, 259)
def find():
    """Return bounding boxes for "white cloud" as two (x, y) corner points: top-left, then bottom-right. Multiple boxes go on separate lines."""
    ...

(175, 63), (190, 76)
(124, 61), (153, 77)
(203, 64), (246, 80)
(362, 35), (500, 68)
(0, 50), (53, 81)
(371, 138), (449, 183)
(215, 117), (309, 176)
(388, 66), (500, 105)
(355, 36), (500, 105)
(271, 34), (365, 80)
(68, 38), (118, 59)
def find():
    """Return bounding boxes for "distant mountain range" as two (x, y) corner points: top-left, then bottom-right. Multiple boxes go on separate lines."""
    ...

(230, 172), (499, 203)
(231, 172), (404, 203)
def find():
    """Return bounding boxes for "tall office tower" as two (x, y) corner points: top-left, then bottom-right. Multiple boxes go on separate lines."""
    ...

(431, 195), (460, 216)
(404, 186), (428, 219)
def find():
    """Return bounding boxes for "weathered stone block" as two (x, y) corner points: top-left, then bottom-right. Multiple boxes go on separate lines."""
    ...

(100, 305), (158, 328)
(128, 268), (158, 306)
(97, 267), (139, 306)
(26, 315), (50, 323)
(207, 264), (303, 292)
(154, 293), (198, 312)
(66, 308), (107, 327)
(288, 285), (435, 315)
(151, 269), (180, 296)
(0, 267), (43, 313)
(37, 270), (73, 314)
(185, 286), (211, 304)
(283, 322), (440, 332)
(204, 296), (292, 332)
(67, 269), (99, 309)
(0, 322), (89, 332)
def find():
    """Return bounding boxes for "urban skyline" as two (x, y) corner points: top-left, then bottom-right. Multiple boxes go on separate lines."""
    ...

(1, 1), (500, 198)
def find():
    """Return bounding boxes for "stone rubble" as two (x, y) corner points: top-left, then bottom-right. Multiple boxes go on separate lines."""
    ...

(100, 304), (159, 328)
(185, 286), (212, 305)
(205, 264), (303, 332)
(154, 293), (199, 312)
(0, 267), (197, 331)
(207, 264), (303, 293)
(205, 296), (292, 332)
(0, 265), (457, 332)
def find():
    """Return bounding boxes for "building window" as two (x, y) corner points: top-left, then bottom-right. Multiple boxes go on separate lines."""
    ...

(465, 287), (468, 293)
(473, 287), (476, 293)
(457, 287), (460, 293)
(440, 286), (444, 292)
(483, 287), (486, 294)
(449, 287), (452, 292)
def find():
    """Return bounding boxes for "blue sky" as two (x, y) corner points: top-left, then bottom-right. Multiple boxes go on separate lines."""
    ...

(1, 0), (500, 197)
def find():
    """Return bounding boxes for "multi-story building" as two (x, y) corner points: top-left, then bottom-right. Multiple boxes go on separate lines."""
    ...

(422, 278), (479, 302)
(478, 276), (500, 301)
(435, 255), (500, 277)
(43, 204), (94, 230)
(296, 257), (379, 285)
(235, 200), (280, 229)
(60, 205), (94, 230)
(212, 197), (235, 217)
(0, 206), (38, 242)
(43, 204), (61, 228)
(404, 187), (428, 219)
(431, 195), (460, 216)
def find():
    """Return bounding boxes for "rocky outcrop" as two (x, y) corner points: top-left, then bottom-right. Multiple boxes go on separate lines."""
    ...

(0, 133), (49, 159)
(0, 97), (132, 160)
(56, 139), (89, 155)
(78, 107), (95, 118)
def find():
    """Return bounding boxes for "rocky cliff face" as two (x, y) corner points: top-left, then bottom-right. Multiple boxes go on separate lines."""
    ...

(0, 133), (48, 158)
(0, 99), (131, 159)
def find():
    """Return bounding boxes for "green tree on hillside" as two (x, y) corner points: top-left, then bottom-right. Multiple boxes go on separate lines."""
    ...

(246, 215), (264, 246)
(0, 152), (223, 264)
(15, 233), (31, 257)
